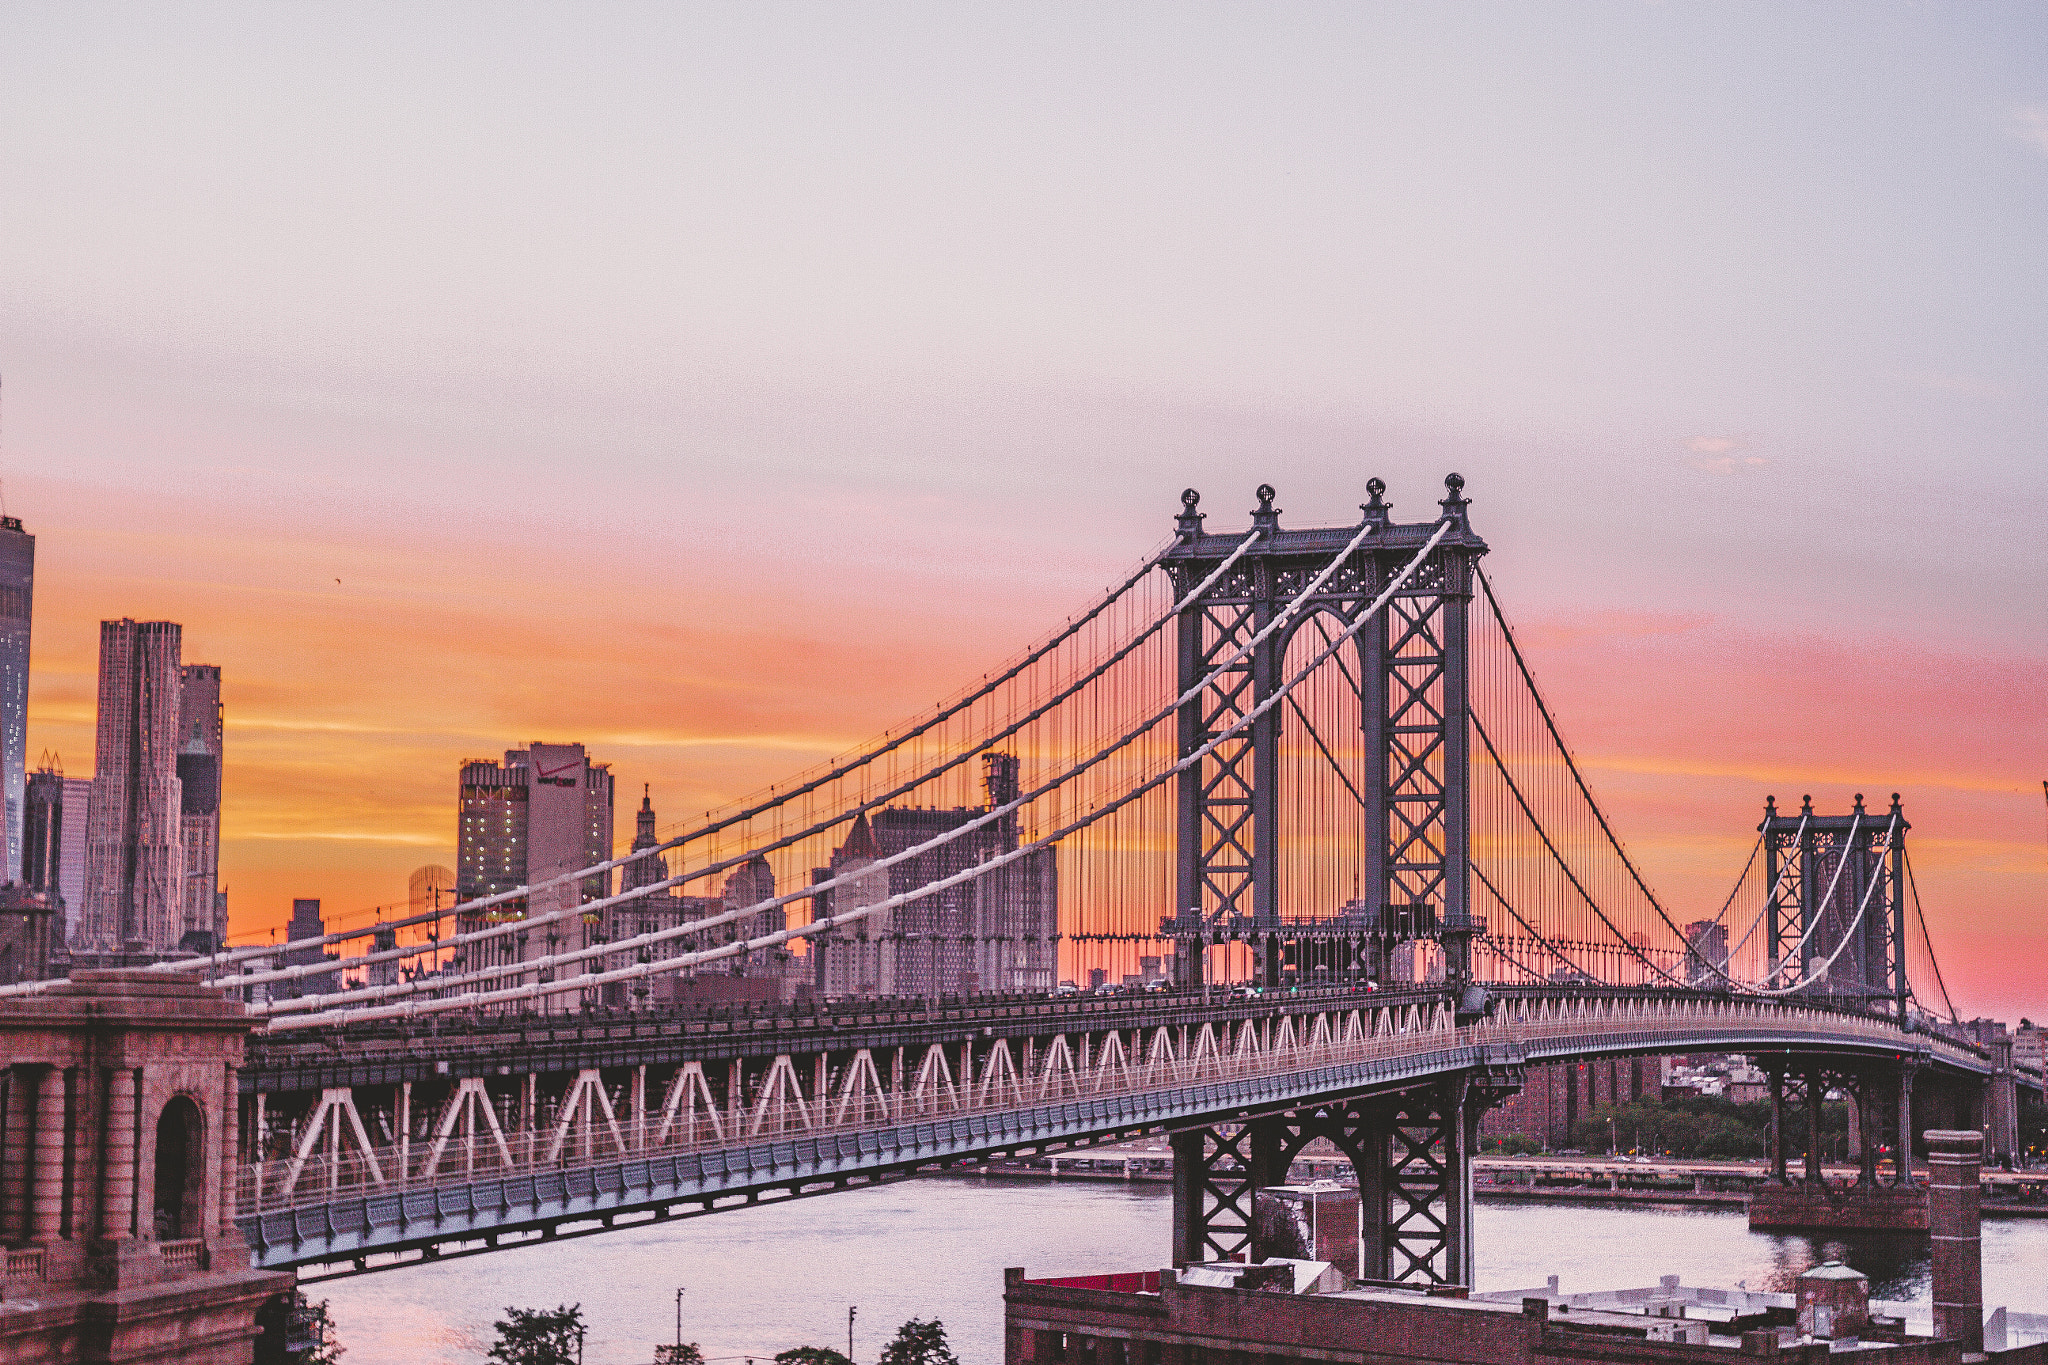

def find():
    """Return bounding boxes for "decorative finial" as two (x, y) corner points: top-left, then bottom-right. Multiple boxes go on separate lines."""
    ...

(1175, 487), (1206, 538)
(1801, 794), (1813, 814)
(1854, 792), (1866, 812)
(1361, 477), (1390, 524)
(1251, 484), (1281, 531)
(1439, 472), (1470, 526)
(1182, 487), (1200, 510)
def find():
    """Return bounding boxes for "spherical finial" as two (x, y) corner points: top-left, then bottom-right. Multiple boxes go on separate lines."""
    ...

(1892, 792), (1901, 803)
(1256, 483), (1276, 509)
(1445, 472), (1465, 493)
(1181, 488), (1200, 510)
(1367, 477), (1385, 498)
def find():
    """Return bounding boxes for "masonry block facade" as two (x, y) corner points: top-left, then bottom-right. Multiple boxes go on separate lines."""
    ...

(0, 969), (292, 1363)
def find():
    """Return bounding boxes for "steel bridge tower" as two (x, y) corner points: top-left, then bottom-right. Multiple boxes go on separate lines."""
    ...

(1157, 476), (1508, 1287)
(1162, 475), (1489, 991)
(1760, 792), (1910, 1013)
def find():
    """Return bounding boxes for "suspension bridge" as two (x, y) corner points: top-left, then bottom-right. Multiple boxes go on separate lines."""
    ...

(1, 474), (2033, 1294)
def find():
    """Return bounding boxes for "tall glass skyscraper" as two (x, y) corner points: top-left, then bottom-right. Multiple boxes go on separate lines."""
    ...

(0, 516), (33, 885)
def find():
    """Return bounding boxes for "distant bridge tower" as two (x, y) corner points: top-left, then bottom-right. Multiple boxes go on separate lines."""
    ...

(1162, 476), (1489, 989)
(1761, 793), (1909, 1013)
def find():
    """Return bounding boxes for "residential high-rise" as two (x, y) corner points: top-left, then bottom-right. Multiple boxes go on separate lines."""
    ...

(454, 744), (614, 1006)
(177, 664), (225, 950)
(58, 771), (89, 941)
(78, 620), (185, 955)
(0, 516), (32, 883)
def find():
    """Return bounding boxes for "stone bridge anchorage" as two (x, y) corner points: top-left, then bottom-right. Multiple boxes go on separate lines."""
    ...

(4, 475), (2033, 1303)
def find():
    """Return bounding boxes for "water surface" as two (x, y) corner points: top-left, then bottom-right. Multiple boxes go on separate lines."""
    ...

(318, 1177), (2046, 1365)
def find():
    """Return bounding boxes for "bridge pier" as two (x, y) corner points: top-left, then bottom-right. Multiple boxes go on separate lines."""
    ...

(1168, 1067), (1517, 1287)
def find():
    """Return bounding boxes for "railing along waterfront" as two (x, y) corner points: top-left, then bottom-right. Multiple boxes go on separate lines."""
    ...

(236, 994), (1976, 1218)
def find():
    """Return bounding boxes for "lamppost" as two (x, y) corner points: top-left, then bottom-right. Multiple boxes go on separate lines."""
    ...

(675, 1287), (685, 1348)
(848, 1305), (858, 1363)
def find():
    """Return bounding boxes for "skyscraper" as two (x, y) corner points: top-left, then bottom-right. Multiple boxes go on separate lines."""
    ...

(0, 516), (33, 884)
(1683, 919), (1730, 989)
(812, 753), (1057, 998)
(78, 620), (185, 955)
(176, 664), (225, 949)
(24, 767), (64, 895)
(454, 744), (614, 1006)
(23, 763), (89, 942)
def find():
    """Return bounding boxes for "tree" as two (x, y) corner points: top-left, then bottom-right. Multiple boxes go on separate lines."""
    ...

(775, 1348), (853, 1365)
(1481, 1132), (1540, 1156)
(272, 1294), (345, 1365)
(878, 1319), (958, 1365)
(657, 1347), (706, 1365)
(487, 1305), (586, 1365)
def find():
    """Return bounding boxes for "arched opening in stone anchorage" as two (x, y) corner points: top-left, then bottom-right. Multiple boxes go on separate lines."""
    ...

(154, 1095), (204, 1240)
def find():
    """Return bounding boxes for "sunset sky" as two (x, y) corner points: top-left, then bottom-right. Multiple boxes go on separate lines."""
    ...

(3, 5), (2043, 1017)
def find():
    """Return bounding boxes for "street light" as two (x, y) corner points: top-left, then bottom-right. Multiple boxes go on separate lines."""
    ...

(675, 1287), (685, 1349)
(849, 1305), (858, 1363)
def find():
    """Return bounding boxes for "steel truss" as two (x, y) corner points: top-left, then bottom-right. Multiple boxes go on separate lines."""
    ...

(1163, 478), (1488, 989)
(1169, 1066), (1521, 1287)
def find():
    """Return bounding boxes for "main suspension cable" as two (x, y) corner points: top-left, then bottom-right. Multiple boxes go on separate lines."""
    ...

(264, 519), (1451, 1026)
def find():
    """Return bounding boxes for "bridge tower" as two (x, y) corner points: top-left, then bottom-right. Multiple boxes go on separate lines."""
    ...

(1760, 793), (1909, 1013)
(1159, 476), (1515, 1288)
(1161, 476), (1489, 990)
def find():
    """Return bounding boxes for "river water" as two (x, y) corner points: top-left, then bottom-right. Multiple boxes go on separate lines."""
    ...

(317, 1178), (2047, 1365)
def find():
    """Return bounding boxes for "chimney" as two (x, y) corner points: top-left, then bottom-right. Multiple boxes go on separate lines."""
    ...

(1925, 1129), (1983, 1352)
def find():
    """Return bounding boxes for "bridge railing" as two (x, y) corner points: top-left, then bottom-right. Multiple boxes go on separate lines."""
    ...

(235, 995), (1969, 1217)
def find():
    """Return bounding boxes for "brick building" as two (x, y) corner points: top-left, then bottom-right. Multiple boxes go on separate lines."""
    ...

(1004, 1265), (1964, 1365)
(1481, 1056), (1668, 1149)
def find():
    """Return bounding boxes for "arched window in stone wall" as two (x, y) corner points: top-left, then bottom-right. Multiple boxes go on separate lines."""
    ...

(154, 1095), (204, 1240)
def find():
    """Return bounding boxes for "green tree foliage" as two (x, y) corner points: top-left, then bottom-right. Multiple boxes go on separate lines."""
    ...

(1481, 1132), (1541, 1155)
(775, 1348), (853, 1365)
(656, 1346), (707, 1365)
(290, 1297), (346, 1365)
(878, 1318), (959, 1365)
(487, 1305), (586, 1365)
(1559, 1094), (1850, 1161)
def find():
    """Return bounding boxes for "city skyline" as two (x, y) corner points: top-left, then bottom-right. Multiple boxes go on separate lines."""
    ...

(2, 4), (2043, 1020)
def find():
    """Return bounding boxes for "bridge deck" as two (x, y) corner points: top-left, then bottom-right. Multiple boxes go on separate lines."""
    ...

(240, 992), (1986, 1279)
